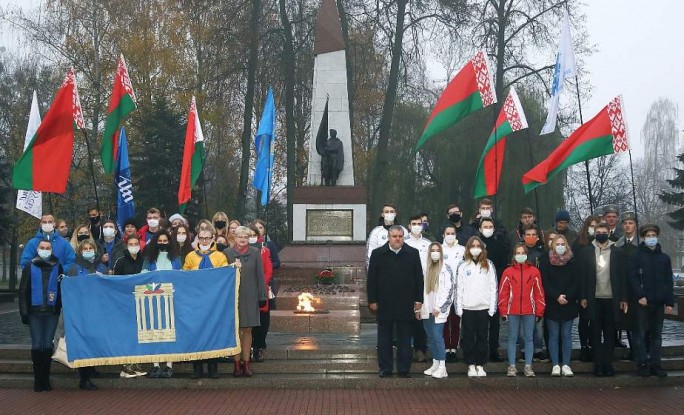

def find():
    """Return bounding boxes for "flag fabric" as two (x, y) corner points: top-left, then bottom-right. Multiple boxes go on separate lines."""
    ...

(12, 70), (85, 193)
(61, 267), (240, 367)
(15, 91), (43, 218)
(115, 127), (135, 233)
(178, 96), (205, 213)
(523, 96), (629, 193)
(101, 54), (137, 173)
(252, 87), (276, 206)
(473, 87), (528, 198)
(415, 50), (497, 150)
(315, 98), (329, 157)
(540, 12), (576, 135)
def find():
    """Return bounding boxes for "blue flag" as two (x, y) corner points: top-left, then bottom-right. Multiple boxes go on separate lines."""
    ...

(115, 127), (135, 233)
(252, 87), (275, 206)
(61, 267), (239, 367)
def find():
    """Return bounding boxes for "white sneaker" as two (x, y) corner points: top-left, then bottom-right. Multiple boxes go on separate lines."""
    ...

(467, 365), (477, 377)
(524, 365), (535, 377)
(561, 365), (574, 377)
(432, 367), (448, 379)
(507, 365), (517, 377)
(551, 365), (561, 377)
(120, 366), (137, 379)
(423, 360), (439, 376)
(476, 365), (487, 377)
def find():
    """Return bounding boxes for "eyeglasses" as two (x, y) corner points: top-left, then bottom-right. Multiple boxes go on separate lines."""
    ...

(198, 237), (213, 241)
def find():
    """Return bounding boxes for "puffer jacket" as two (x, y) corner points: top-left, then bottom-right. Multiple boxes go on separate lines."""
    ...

(498, 262), (545, 317)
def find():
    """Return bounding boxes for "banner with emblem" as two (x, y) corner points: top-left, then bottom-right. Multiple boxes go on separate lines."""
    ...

(61, 267), (240, 367)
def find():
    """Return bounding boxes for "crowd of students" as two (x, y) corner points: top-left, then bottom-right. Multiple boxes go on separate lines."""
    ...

(18, 207), (279, 392)
(366, 199), (675, 379)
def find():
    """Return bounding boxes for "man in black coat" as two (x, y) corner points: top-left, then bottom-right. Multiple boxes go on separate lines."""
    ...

(580, 222), (628, 377)
(367, 225), (424, 377)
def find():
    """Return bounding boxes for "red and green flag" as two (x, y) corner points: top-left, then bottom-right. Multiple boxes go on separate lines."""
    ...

(522, 95), (629, 193)
(178, 96), (205, 214)
(416, 50), (497, 150)
(101, 54), (136, 173)
(473, 86), (528, 198)
(12, 69), (85, 193)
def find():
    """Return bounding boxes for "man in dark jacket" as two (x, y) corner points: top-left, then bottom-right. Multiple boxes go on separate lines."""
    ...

(629, 224), (674, 378)
(367, 225), (424, 378)
(580, 222), (628, 376)
(437, 204), (475, 244)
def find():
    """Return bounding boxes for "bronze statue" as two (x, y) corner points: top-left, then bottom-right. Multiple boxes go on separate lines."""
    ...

(317, 128), (344, 186)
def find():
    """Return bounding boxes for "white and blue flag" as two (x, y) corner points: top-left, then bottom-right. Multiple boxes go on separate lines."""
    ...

(115, 127), (135, 233)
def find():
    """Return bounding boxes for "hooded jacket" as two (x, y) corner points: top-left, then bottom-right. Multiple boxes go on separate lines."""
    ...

(20, 229), (75, 273)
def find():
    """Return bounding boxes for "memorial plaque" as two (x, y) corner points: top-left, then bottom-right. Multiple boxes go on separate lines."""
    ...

(306, 209), (352, 241)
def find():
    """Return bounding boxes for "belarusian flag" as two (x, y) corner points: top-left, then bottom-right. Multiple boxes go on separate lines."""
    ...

(101, 54), (136, 173)
(178, 96), (205, 213)
(416, 50), (497, 150)
(12, 69), (85, 193)
(473, 87), (528, 198)
(522, 95), (629, 193)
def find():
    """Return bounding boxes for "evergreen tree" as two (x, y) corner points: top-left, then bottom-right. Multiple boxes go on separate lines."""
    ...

(659, 153), (684, 230)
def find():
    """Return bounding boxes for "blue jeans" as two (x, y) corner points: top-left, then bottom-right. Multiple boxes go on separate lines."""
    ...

(519, 317), (545, 352)
(547, 318), (574, 366)
(28, 314), (59, 350)
(423, 316), (446, 360)
(507, 314), (535, 365)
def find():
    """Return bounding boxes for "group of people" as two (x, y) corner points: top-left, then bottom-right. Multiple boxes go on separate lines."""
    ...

(18, 207), (279, 392)
(366, 199), (674, 379)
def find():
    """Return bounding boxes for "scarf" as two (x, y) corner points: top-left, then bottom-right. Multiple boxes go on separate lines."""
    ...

(549, 249), (573, 266)
(197, 250), (214, 269)
(31, 263), (59, 306)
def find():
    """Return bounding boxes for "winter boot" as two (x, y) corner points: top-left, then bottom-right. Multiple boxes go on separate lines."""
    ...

(31, 349), (43, 392)
(233, 360), (243, 377)
(42, 349), (53, 391)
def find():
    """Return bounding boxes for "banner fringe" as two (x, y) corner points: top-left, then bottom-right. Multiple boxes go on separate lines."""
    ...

(72, 347), (241, 368)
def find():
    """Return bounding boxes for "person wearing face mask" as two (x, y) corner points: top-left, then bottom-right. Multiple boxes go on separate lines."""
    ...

(539, 235), (579, 377)
(570, 216), (598, 362)
(56, 219), (71, 240)
(629, 224), (673, 378)
(498, 244), (545, 377)
(405, 214), (432, 362)
(86, 207), (103, 241)
(441, 226), (465, 362)
(366, 204), (408, 269)
(19, 237), (63, 392)
(96, 219), (125, 274)
(470, 199), (507, 241)
(614, 212), (639, 358)
(419, 243), (454, 379)
(438, 204), (475, 244)
(478, 217), (508, 362)
(510, 207), (544, 248)
(69, 225), (96, 252)
(545, 209), (578, 247)
(521, 226), (545, 267)
(247, 225), (273, 362)
(419, 213), (435, 242)
(21, 214), (76, 274)
(212, 211), (230, 238)
(136, 207), (162, 249)
(579, 222), (628, 377)
(455, 236), (497, 377)
(172, 224), (194, 262)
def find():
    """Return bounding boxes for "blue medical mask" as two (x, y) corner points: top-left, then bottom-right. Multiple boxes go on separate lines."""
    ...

(645, 237), (658, 248)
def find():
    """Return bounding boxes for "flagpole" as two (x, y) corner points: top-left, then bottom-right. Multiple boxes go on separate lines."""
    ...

(492, 103), (499, 215)
(573, 75), (594, 215)
(628, 149), (640, 244)
(81, 129), (102, 215)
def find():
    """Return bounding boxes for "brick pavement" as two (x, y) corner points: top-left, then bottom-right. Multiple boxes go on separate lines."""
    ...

(0, 386), (682, 415)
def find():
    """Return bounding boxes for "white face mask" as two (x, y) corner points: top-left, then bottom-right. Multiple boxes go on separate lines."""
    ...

(587, 227), (595, 236)
(176, 234), (187, 243)
(128, 246), (140, 255)
(38, 249), (52, 259)
(555, 245), (567, 255)
(480, 209), (492, 218)
(248, 237), (258, 244)
(199, 244), (211, 252)
(147, 219), (159, 228)
(41, 223), (55, 234)
(444, 234), (457, 244)
(102, 227), (116, 238)
(514, 254), (527, 264)
(430, 251), (441, 262)
(481, 228), (494, 238)
(410, 225), (422, 235)
(383, 213), (396, 223)
(469, 247), (482, 258)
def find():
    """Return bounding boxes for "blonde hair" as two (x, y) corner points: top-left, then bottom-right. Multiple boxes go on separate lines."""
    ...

(70, 224), (96, 251)
(464, 236), (490, 272)
(551, 234), (572, 255)
(425, 242), (443, 293)
(234, 226), (251, 237)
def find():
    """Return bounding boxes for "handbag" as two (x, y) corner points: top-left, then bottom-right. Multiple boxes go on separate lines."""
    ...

(52, 337), (73, 368)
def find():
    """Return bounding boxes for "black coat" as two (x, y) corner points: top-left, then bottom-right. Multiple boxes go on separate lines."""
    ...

(580, 243), (627, 320)
(629, 243), (675, 306)
(367, 243), (424, 322)
(480, 234), (509, 278)
(436, 221), (475, 244)
(19, 256), (63, 318)
(539, 254), (580, 322)
(113, 250), (144, 275)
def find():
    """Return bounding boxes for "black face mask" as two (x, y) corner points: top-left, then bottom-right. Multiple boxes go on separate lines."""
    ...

(89, 216), (100, 224)
(77, 234), (90, 242)
(216, 243), (228, 252)
(448, 213), (461, 223)
(157, 243), (169, 251)
(214, 221), (227, 230)
(595, 234), (609, 244)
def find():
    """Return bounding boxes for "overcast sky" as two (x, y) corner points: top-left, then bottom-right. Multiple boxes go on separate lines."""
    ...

(1, 0), (681, 160)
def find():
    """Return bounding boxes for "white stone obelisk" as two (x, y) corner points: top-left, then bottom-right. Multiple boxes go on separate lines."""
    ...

(307, 0), (354, 186)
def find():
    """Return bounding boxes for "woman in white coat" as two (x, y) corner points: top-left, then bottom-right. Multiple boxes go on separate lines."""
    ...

(420, 242), (455, 379)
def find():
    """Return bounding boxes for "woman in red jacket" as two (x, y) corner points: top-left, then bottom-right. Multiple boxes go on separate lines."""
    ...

(498, 243), (545, 377)
(249, 224), (273, 362)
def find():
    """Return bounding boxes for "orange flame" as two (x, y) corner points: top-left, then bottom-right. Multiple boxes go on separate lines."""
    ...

(297, 292), (316, 312)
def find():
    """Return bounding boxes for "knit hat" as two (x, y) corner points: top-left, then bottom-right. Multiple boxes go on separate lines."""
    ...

(639, 223), (660, 237)
(555, 210), (570, 223)
(168, 213), (187, 225)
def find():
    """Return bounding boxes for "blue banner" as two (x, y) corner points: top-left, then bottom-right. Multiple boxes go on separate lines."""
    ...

(252, 87), (275, 206)
(61, 267), (239, 367)
(115, 127), (135, 234)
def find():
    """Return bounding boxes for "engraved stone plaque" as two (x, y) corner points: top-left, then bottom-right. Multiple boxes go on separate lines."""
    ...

(306, 210), (353, 241)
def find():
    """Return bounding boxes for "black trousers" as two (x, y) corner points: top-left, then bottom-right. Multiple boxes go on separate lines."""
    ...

(489, 310), (500, 355)
(252, 310), (270, 349)
(412, 319), (427, 353)
(591, 299), (616, 368)
(461, 310), (490, 366)
(377, 319), (412, 375)
(579, 306), (592, 347)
